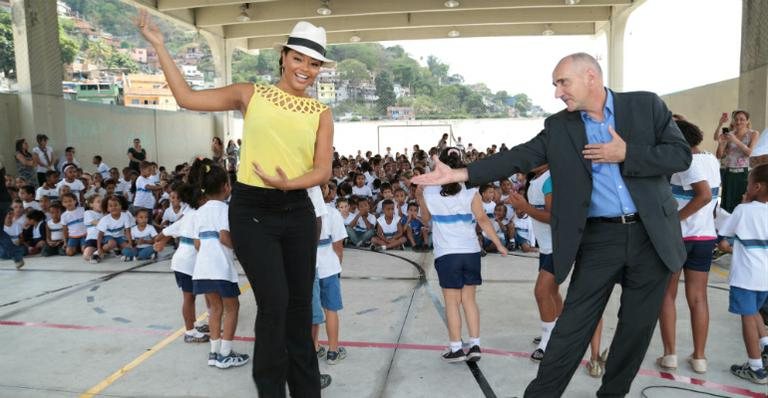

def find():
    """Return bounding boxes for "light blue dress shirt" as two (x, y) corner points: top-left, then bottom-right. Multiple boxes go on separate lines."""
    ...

(580, 90), (637, 218)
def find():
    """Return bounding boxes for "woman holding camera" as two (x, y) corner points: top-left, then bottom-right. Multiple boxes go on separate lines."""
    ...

(714, 110), (760, 212)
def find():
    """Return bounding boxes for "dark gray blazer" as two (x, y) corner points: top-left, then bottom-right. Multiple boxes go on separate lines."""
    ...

(467, 90), (692, 284)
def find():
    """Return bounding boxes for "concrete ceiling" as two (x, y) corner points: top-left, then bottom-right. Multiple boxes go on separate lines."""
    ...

(127, 0), (632, 50)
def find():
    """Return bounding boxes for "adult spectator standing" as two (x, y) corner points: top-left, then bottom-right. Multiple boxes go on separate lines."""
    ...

(56, 147), (80, 175)
(226, 139), (239, 181)
(14, 139), (36, 186)
(715, 110), (760, 212)
(211, 137), (225, 168)
(413, 53), (691, 397)
(32, 134), (56, 186)
(127, 138), (147, 172)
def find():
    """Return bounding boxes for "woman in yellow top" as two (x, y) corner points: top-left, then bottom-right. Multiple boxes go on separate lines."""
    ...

(137, 11), (333, 396)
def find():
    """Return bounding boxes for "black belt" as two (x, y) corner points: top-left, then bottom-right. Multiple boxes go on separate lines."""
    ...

(587, 213), (640, 224)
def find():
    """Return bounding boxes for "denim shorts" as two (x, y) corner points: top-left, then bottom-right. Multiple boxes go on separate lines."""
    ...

(319, 273), (343, 311)
(193, 279), (241, 298)
(101, 236), (126, 246)
(729, 286), (768, 315)
(66, 236), (86, 248)
(312, 274), (325, 324)
(514, 233), (531, 247)
(174, 271), (193, 293)
(683, 240), (716, 272)
(538, 253), (554, 274)
(483, 237), (507, 248)
(434, 252), (482, 289)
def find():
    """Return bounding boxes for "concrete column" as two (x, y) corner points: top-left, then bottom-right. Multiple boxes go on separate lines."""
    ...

(200, 32), (245, 139)
(738, 0), (768, 132)
(10, 0), (65, 149)
(606, 0), (646, 91)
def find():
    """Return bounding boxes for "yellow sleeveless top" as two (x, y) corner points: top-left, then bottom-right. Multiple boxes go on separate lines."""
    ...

(238, 84), (328, 188)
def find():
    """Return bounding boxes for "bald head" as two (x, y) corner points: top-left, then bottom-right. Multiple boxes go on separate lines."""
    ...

(557, 52), (603, 81)
(552, 52), (606, 114)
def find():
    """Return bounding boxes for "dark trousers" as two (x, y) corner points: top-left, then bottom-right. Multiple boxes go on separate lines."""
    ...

(524, 221), (671, 398)
(229, 184), (320, 398)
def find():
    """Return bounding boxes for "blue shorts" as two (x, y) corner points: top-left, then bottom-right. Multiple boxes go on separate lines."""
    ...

(312, 275), (325, 325)
(102, 236), (126, 246)
(84, 239), (98, 249)
(434, 252), (482, 289)
(319, 273), (343, 311)
(174, 271), (193, 293)
(683, 240), (715, 272)
(66, 236), (86, 248)
(538, 253), (554, 274)
(515, 233), (531, 247)
(482, 237), (507, 248)
(192, 279), (241, 298)
(729, 286), (768, 315)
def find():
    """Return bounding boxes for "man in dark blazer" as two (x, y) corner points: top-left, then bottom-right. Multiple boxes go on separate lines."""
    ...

(412, 53), (691, 397)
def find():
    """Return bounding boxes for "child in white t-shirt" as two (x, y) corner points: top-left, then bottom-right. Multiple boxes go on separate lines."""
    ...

(191, 161), (248, 369)
(346, 197), (376, 247)
(36, 170), (60, 203)
(43, 202), (65, 257)
(19, 185), (41, 211)
(479, 184), (496, 218)
(133, 162), (163, 210)
(56, 164), (85, 206)
(128, 209), (157, 261)
(371, 199), (407, 251)
(82, 195), (104, 263)
(511, 208), (537, 253)
(480, 204), (508, 254)
(95, 195), (132, 263)
(719, 164), (768, 384)
(351, 173), (372, 198)
(314, 183), (349, 365)
(161, 190), (187, 228)
(60, 192), (86, 256)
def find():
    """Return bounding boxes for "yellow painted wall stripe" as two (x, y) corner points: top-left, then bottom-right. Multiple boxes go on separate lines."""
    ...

(80, 283), (251, 398)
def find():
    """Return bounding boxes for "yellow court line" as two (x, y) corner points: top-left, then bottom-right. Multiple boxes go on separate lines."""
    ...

(80, 283), (252, 398)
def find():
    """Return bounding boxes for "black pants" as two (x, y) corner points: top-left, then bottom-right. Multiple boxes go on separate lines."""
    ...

(524, 221), (671, 398)
(229, 183), (320, 398)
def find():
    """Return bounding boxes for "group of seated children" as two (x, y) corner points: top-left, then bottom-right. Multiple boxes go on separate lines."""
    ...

(476, 182), (538, 255)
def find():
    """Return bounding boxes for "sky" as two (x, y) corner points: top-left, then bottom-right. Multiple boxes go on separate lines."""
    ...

(383, 0), (742, 113)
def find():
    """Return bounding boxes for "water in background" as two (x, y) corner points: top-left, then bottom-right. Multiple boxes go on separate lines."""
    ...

(233, 117), (546, 157)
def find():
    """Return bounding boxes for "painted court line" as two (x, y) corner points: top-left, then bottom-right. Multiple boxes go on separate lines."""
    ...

(1, 318), (763, 398)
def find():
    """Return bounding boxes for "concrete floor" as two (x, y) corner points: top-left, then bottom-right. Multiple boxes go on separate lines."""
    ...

(0, 247), (765, 398)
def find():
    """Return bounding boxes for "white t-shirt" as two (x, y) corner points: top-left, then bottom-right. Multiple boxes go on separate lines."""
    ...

(193, 200), (238, 283)
(351, 212), (377, 232)
(83, 210), (103, 240)
(307, 186), (328, 218)
(116, 179), (131, 197)
(352, 185), (373, 198)
(316, 206), (347, 279)
(133, 176), (156, 209)
(56, 179), (85, 204)
(131, 225), (157, 248)
(482, 218), (507, 241)
(482, 200), (496, 218)
(528, 171), (553, 254)
(36, 185), (59, 201)
(84, 187), (107, 201)
(513, 213), (535, 245)
(47, 218), (64, 241)
(162, 204), (187, 225)
(61, 207), (86, 238)
(23, 200), (42, 211)
(377, 214), (400, 237)
(97, 162), (111, 179)
(96, 212), (132, 238)
(32, 146), (54, 173)
(4, 222), (22, 245)
(31, 221), (44, 240)
(718, 201), (768, 291)
(163, 208), (197, 276)
(670, 152), (721, 240)
(423, 185), (481, 259)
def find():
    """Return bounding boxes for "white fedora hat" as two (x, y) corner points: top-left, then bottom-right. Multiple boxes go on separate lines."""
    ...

(274, 21), (335, 67)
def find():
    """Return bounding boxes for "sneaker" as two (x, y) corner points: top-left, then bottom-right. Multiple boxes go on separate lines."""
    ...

(90, 254), (101, 264)
(326, 347), (347, 365)
(120, 255), (128, 262)
(730, 363), (768, 384)
(14, 259), (25, 269)
(688, 355), (707, 374)
(207, 352), (217, 366)
(466, 345), (481, 362)
(532, 336), (542, 345)
(150, 252), (157, 260)
(184, 333), (210, 343)
(442, 349), (467, 363)
(320, 374), (332, 389)
(316, 346), (326, 359)
(196, 324), (210, 334)
(656, 354), (677, 370)
(215, 351), (250, 369)
(587, 358), (603, 378)
(530, 348), (545, 362)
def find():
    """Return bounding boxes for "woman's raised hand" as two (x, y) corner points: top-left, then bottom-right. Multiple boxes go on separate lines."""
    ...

(410, 155), (465, 186)
(135, 9), (164, 47)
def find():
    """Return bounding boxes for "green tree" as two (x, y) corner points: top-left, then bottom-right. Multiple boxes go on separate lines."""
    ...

(87, 39), (113, 67)
(106, 50), (138, 73)
(337, 59), (369, 86)
(375, 71), (396, 114)
(255, 49), (279, 76)
(427, 55), (449, 84)
(390, 57), (420, 88)
(512, 93), (533, 116)
(0, 10), (15, 78)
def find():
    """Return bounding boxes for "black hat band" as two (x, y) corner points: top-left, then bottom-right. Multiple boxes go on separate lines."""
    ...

(286, 37), (326, 57)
